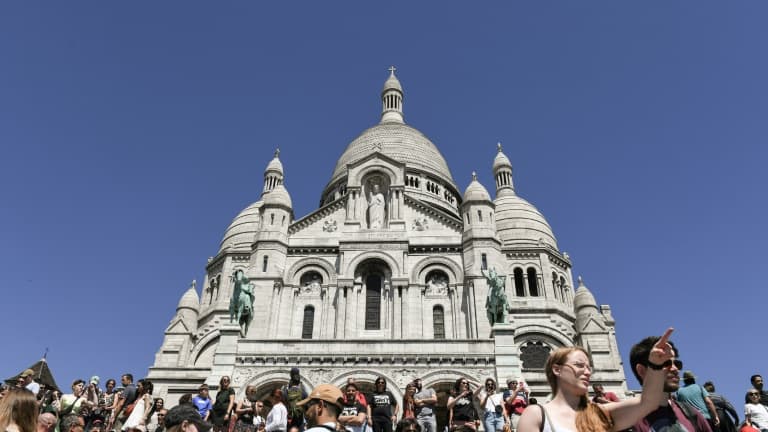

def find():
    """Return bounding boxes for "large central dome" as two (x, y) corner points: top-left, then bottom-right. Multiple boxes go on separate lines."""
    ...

(328, 122), (456, 188)
(325, 69), (457, 194)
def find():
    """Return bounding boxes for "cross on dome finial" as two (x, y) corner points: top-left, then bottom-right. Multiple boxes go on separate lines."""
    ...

(497, 142), (503, 152)
(388, 65), (397, 76)
(274, 148), (280, 158)
(578, 276), (584, 286)
(472, 171), (477, 181)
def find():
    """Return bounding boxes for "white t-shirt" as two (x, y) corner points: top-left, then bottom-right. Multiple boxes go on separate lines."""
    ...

(746, 403), (768, 429)
(482, 393), (504, 413)
(265, 403), (287, 432)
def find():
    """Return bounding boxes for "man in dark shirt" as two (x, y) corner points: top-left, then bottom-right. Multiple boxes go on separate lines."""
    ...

(703, 381), (738, 432)
(629, 336), (712, 432)
(339, 383), (370, 432)
(367, 378), (398, 432)
(113, 373), (137, 432)
(750, 375), (768, 407)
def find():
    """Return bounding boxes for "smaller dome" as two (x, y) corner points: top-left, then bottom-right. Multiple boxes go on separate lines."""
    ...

(493, 143), (512, 171)
(463, 172), (491, 202)
(382, 67), (403, 93)
(265, 149), (283, 174)
(494, 193), (558, 248)
(219, 201), (261, 252)
(177, 282), (200, 313)
(573, 276), (598, 310)
(263, 184), (292, 208)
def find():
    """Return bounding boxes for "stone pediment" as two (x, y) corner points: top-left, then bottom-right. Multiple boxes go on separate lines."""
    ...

(289, 197), (347, 236)
(579, 315), (607, 333)
(403, 195), (463, 233)
(165, 318), (190, 334)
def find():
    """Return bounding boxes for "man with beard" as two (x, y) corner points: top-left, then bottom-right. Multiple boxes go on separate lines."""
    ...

(750, 375), (768, 407)
(411, 379), (436, 432)
(295, 384), (344, 432)
(629, 336), (712, 432)
(338, 383), (369, 432)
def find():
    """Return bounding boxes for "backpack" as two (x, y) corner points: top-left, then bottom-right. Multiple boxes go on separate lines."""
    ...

(284, 385), (306, 425)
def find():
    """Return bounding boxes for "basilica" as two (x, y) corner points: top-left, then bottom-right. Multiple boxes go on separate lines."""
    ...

(147, 69), (628, 425)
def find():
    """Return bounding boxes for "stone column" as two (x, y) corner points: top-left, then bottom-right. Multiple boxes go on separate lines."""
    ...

(491, 323), (521, 385)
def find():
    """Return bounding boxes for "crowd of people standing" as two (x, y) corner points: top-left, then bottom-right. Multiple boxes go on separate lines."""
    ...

(3, 329), (768, 432)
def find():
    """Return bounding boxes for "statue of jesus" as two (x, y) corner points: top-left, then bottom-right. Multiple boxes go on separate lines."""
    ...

(367, 183), (385, 229)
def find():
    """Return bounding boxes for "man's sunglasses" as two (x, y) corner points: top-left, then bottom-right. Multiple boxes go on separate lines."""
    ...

(653, 359), (683, 370)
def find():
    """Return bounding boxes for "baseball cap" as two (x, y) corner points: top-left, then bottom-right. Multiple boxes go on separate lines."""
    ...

(20, 369), (35, 378)
(296, 384), (344, 409)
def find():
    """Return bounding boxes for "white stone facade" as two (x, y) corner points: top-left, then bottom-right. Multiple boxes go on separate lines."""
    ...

(147, 69), (628, 421)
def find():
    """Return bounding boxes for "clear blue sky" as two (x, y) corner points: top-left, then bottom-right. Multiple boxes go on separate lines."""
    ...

(2, 2), (766, 407)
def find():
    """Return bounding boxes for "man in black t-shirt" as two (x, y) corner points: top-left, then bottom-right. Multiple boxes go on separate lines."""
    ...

(366, 378), (398, 432)
(339, 383), (370, 432)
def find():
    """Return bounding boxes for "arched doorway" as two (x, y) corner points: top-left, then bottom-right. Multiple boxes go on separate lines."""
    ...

(354, 259), (392, 333)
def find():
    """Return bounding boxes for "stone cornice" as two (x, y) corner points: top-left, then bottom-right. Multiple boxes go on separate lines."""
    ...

(236, 354), (495, 367)
(287, 247), (339, 255)
(500, 247), (571, 269)
(409, 245), (462, 254)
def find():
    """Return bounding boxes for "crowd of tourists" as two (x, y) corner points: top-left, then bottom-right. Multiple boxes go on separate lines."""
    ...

(2, 329), (768, 432)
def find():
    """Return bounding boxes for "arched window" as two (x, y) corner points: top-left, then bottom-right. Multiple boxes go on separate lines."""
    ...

(433, 306), (445, 339)
(270, 213), (275, 225)
(365, 274), (382, 330)
(520, 341), (551, 369)
(477, 210), (483, 222)
(302, 306), (315, 339)
(514, 268), (525, 297)
(262, 256), (269, 272)
(527, 268), (539, 296)
(481, 254), (488, 271)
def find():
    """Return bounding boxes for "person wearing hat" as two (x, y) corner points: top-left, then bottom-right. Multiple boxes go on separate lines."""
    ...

(295, 384), (344, 432)
(164, 405), (212, 432)
(18, 369), (40, 396)
(677, 370), (720, 430)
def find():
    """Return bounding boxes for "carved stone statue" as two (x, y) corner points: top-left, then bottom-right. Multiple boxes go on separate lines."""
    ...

(482, 267), (508, 325)
(229, 269), (255, 336)
(367, 184), (386, 229)
(426, 274), (448, 295)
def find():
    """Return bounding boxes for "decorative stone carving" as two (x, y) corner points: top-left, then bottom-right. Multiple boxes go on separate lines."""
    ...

(323, 219), (338, 232)
(423, 273), (448, 296)
(307, 368), (334, 385)
(412, 217), (429, 231)
(391, 368), (418, 388)
(232, 367), (260, 386)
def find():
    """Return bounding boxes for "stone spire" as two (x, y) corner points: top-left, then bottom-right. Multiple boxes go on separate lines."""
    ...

(381, 66), (404, 124)
(493, 142), (514, 198)
(263, 148), (284, 194)
(574, 276), (600, 326)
